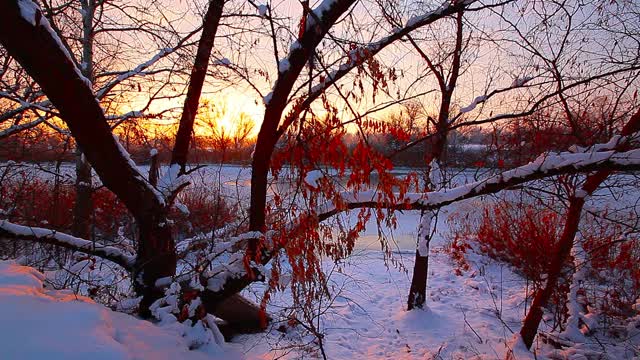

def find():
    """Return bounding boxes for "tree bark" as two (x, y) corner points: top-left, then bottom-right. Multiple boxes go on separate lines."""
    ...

(519, 108), (640, 349)
(171, 0), (225, 174)
(407, 10), (464, 310)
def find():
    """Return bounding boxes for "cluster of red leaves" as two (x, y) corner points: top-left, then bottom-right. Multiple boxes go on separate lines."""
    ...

(0, 171), (233, 241)
(267, 103), (417, 312)
(346, 44), (398, 104)
(581, 215), (640, 318)
(0, 175), (131, 238)
(448, 199), (573, 326)
(448, 199), (562, 284)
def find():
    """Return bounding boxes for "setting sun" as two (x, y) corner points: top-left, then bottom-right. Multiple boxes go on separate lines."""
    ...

(195, 89), (263, 138)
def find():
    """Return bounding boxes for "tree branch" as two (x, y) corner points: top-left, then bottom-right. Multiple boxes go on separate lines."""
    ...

(0, 220), (135, 270)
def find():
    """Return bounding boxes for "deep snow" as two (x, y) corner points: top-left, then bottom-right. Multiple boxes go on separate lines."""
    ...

(0, 261), (240, 360)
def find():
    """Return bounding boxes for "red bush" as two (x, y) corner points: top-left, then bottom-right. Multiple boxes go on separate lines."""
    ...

(0, 171), (234, 241)
(581, 216), (640, 318)
(171, 186), (236, 237)
(0, 174), (75, 230)
(449, 199), (640, 323)
(448, 199), (562, 283)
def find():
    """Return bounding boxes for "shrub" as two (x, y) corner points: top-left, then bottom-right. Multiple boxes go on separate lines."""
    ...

(0, 166), (235, 243)
(449, 197), (640, 329)
(448, 198), (562, 284)
(581, 215), (640, 319)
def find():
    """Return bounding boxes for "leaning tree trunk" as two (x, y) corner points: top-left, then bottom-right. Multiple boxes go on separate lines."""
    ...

(519, 108), (640, 349)
(519, 194), (588, 348)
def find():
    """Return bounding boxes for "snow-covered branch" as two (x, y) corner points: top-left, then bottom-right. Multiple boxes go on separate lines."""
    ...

(0, 92), (54, 114)
(0, 220), (135, 270)
(277, 0), (478, 135)
(96, 45), (183, 100)
(317, 143), (640, 221)
(0, 117), (46, 139)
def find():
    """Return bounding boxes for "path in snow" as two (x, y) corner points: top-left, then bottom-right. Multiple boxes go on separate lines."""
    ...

(238, 249), (532, 359)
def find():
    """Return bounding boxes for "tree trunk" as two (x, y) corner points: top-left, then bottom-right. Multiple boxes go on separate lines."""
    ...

(519, 196), (585, 348)
(136, 210), (177, 317)
(170, 0), (224, 174)
(407, 247), (429, 308)
(71, 0), (94, 240)
(72, 150), (92, 239)
(407, 206), (436, 309)
(406, 9), (463, 310)
(519, 108), (640, 349)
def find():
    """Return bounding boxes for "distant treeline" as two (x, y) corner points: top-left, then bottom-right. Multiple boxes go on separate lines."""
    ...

(1, 119), (584, 169)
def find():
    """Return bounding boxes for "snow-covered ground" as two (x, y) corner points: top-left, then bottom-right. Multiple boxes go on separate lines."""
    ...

(0, 261), (241, 360)
(2, 163), (639, 359)
(0, 249), (531, 360)
(238, 249), (531, 359)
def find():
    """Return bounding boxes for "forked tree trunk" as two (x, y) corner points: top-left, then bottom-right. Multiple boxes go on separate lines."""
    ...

(406, 10), (463, 310)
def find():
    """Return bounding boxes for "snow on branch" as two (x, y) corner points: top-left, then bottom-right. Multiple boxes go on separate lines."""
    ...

(17, 0), (91, 88)
(458, 95), (487, 114)
(0, 220), (135, 270)
(199, 135), (640, 301)
(96, 47), (176, 100)
(156, 164), (189, 200)
(279, 0), (477, 134)
(0, 92), (55, 114)
(316, 143), (640, 221)
(0, 118), (46, 139)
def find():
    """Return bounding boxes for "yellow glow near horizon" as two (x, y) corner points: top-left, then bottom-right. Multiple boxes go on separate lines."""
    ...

(131, 87), (264, 139)
(193, 89), (264, 138)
